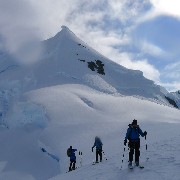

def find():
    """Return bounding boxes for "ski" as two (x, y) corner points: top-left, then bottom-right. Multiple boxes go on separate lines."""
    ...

(66, 167), (78, 173)
(134, 165), (144, 169)
(128, 164), (144, 170)
(128, 165), (133, 169)
(92, 162), (99, 165)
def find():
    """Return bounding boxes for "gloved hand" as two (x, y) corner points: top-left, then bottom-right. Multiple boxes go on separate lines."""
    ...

(124, 139), (127, 146)
(92, 147), (93, 152)
(144, 131), (147, 136)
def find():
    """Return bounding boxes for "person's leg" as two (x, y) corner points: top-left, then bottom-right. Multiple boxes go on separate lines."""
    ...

(129, 141), (134, 164)
(69, 161), (72, 171)
(72, 160), (76, 170)
(129, 149), (134, 164)
(135, 140), (140, 165)
(96, 149), (99, 162)
(99, 149), (102, 162)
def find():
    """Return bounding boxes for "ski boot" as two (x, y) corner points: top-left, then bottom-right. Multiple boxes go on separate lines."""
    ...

(128, 161), (133, 169)
(135, 161), (139, 166)
(69, 167), (72, 172)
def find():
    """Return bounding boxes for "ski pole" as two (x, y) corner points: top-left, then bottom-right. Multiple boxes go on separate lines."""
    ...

(80, 151), (83, 167)
(145, 135), (149, 161)
(79, 151), (82, 167)
(102, 150), (107, 161)
(120, 145), (126, 170)
(92, 148), (95, 164)
(145, 135), (147, 150)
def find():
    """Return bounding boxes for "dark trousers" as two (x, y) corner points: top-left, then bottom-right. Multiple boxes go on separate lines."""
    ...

(128, 140), (140, 162)
(96, 149), (102, 162)
(69, 160), (76, 171)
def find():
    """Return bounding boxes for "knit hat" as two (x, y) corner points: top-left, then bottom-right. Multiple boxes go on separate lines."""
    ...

(132, 119), (137, 125)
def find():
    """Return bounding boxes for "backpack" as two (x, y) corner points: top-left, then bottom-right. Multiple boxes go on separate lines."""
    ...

(67, 148), (72, 157)
(127, 124), (140, 140)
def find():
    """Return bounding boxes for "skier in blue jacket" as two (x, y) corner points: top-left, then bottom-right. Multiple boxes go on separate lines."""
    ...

(92, 136), (103, 163)
(124, 119), (147, 167)
(68, 146), (77, 171)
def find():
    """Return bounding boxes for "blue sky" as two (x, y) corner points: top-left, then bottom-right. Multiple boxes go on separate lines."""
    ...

(0, 0), (180, 92)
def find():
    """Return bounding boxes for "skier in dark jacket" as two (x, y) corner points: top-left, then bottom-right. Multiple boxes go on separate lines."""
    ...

(92, 136), (103, 163)
(68, 146), (77, 171)
(124, 119), (147, 167)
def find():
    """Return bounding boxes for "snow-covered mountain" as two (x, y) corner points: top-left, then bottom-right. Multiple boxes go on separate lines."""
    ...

(0, 26), (179, 111)
(0, 26), (180, 180)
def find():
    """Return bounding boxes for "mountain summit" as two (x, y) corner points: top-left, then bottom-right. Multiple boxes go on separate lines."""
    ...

(41, 26), (177, 107)
(0, 26), (179, 108)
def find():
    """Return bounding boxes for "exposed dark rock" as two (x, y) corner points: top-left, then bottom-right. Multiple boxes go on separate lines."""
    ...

(87, 62), (97, 71)
(77, 43), (87, 49)
(78, 59), (86, 62)
(165, 96), (178, 108)
(87, 60), (105, 75)
(95, 60), (105, 75)
(78, 58), (105, 75)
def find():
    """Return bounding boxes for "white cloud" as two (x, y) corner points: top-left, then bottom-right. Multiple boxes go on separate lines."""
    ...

(160, 82), (180, 92)
(159, 62), (180, 91)
(28, 0), (81, 38)
(140, 40), (165, 57)
(105, 49), (161, 82)
(136, 0), (180, 25)
(0, 0), (43, 64)
(0, 0), (85, 64)
(150, 0), (180, 18)
(163, 62), (180, 79)
(119, 57), (160, 82)
(107, 0), (151, 23)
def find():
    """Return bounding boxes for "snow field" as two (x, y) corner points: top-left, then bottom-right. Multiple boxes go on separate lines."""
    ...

(25, 84), (180, 179)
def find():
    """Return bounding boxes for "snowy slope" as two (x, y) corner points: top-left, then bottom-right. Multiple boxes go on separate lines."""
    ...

(25, 84), (180, 179)
(50, 134), (180, 180)
(0, 83), (180, 179)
